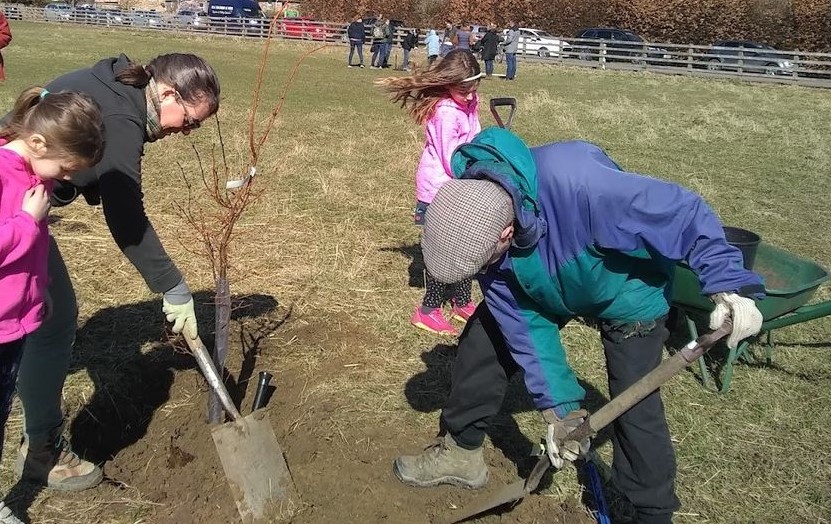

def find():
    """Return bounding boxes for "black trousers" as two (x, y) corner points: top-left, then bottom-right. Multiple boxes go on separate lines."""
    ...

(0, 337), (25, 464)
(440, 303), (679, 522)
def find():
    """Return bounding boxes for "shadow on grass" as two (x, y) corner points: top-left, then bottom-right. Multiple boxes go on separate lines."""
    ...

(403, 343), (613, 492)
(6, 291), (279, 522)
(380, 243), (425, 289)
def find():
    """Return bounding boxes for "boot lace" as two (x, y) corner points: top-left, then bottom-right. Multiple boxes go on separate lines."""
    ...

(53, 436), (84, 468)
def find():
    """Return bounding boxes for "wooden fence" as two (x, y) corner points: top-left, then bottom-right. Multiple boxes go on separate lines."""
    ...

(3, 4), (830, 88)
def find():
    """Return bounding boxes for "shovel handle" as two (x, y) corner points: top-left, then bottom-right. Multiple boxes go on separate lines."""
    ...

(569, 320), (732, 442)
(185, 336), (243, 422)
(489, 97), (516, 129)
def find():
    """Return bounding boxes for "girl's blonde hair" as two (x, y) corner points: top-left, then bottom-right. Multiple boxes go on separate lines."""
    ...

(376, 48), (481, 125)
(0, 87), (105, 167)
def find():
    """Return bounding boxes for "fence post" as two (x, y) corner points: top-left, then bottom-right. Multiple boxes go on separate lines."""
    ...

(687, 47), (693, 73)
(600, 42), (606, 70)
(792, 53), (799, 81)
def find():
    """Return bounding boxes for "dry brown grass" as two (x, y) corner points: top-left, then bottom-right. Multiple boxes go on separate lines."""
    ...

(1, 21), (830, 523)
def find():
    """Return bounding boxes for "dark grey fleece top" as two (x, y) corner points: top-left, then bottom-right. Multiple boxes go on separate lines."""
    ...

(47, 55), (182, 293)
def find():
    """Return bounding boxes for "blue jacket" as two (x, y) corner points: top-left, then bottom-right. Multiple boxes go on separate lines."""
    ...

(451, 128), (765, 416)
(425, 30), (440, 56)
(347, 21), (365, 42)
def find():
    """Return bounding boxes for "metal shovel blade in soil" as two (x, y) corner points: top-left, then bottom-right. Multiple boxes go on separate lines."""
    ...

(187, 336), (297, 523)
(212, 412), (297, 522)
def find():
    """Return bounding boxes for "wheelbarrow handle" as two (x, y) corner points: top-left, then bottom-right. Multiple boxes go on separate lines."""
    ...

(185, 336), (243, 422)
(570, 320), (733, 442)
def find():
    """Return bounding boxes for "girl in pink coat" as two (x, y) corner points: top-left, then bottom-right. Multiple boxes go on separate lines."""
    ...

(0, 87), (103, 523)
(378, 49), (484, 336)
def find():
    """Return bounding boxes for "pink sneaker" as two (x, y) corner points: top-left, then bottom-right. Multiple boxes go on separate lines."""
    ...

(451, 301), (476, 322)
(411, 307), (459, 336)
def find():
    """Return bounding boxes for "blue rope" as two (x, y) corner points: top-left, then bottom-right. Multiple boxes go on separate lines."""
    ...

(584, 460), (611, 524)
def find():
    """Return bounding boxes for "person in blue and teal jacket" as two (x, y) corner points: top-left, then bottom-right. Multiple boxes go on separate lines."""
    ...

(393, 127), (765, 524)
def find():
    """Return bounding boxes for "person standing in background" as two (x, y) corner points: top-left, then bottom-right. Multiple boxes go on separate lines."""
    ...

(381, 18), (394, 68)
(371, 16), (385, 68)
(0, 10), (11, 82)
(476, 24), (501, 77)
(441, 21), (456, 57)
(425, 29), (440, 66)
(401, 29), (419, 71)
(452, 23), (472, 50)
(347, 15), (365, 68)
(502, 22), (519, 80)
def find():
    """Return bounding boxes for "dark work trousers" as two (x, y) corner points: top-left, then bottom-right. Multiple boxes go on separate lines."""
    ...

(601, 316), (679, 523)
(0, 337), (25, 464)
(440, 303), (519, 448)
(440, 302), (678, 523)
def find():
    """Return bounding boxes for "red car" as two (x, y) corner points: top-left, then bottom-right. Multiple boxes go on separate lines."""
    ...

(280, 17), (329, 40)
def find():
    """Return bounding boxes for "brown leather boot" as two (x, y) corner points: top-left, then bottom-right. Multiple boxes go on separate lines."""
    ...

(393, 433), (489, 489)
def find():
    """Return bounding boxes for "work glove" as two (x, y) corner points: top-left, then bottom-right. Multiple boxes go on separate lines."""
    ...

(541, 408), (590, 469)
(162, 278), (199, 341)
(709, 292), (763, 349)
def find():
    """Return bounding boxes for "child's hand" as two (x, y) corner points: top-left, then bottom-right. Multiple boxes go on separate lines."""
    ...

(22, 185), (50, 221)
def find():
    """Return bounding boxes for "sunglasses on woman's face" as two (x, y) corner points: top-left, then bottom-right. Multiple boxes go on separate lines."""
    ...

(175, 91), (201, 131)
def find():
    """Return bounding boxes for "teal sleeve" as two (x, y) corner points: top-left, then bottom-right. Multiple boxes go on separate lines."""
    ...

(482, 274), (585, 415)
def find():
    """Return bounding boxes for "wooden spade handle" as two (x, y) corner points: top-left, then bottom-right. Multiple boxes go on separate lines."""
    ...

(185, 336), (243, 421)
(570, 321), (732, 442)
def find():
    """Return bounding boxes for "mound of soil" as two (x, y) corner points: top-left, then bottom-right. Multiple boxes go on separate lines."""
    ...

(15, 302), (596, 524)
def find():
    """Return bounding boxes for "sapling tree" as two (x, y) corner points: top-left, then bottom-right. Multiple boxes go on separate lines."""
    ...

(177, 11), (328, 422)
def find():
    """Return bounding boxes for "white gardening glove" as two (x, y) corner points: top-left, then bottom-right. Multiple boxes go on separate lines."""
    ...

(542, 408), (589, 469)
(163, 278), (199, 340)
(709, 292), (763, 349)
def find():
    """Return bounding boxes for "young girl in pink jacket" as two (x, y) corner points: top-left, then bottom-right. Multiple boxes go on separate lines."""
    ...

(378, 49), (484, 335)
(0, 87), (103, 523)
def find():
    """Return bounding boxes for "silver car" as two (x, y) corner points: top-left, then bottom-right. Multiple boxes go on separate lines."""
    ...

(130, 10), (165, 28)
(707, 40), (794, 76)
(174, 9), (209, 29)
(44, 3), (72, 22)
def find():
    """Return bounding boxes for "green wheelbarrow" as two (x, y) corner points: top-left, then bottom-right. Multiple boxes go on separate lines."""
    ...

(672, 241), (831, 393)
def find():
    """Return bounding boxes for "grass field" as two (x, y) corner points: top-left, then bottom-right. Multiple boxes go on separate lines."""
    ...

(2, 21), (831, 523)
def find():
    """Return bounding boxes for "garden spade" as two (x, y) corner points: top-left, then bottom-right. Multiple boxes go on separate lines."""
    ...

(447, 322), (732, 524)
(489, 97), (517, 129)
(186, 336), (296, 523)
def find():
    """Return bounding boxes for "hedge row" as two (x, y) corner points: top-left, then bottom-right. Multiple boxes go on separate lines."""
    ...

(305, 0), (831, 51)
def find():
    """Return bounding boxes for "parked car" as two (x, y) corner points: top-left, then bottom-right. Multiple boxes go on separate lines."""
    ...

(174, 9), (209, 30)
(574, 27), (670, 63)
(1, 4), (22, 20)
(44, 3), (72, 22)
(280, 17), (327, 40)
(101, 9), (131, 25)
(503, 27), (569, 58)
(130, 10), (165, 28)
(707, 40), (793, 75)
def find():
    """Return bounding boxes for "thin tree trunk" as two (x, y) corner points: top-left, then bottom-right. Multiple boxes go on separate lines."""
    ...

(209, 276), (231, 423)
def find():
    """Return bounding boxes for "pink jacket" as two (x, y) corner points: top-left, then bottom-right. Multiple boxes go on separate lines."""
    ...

(0, 145), (50, 343)
(415, 94), (481, 204)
